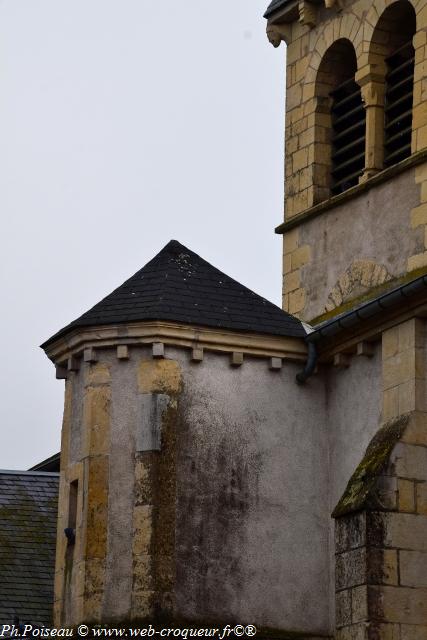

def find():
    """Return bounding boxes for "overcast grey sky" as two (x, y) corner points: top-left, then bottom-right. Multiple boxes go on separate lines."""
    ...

(0, 1), (286, 470)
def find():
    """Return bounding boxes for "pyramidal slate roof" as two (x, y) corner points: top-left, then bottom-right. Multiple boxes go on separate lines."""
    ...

(0, 471), (59, 626)
(42, 240), (305, 347)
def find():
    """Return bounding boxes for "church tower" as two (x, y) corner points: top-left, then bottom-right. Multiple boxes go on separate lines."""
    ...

(265, 0), (426, 323)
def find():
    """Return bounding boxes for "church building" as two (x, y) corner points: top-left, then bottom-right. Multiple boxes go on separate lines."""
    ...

(2, 0), (427, 637)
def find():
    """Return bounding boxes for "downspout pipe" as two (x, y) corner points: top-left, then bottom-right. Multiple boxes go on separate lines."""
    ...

(295, 272), (427, 384)
(296, 340), (318, 384)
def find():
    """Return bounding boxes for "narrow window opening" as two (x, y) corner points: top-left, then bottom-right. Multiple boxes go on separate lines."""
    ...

(65, 480), (78, 545)
(314, 39), (364, 203)
(384, 40), (415, 167)
(330, 78), (366, 194)
(369, 0), (416, 170)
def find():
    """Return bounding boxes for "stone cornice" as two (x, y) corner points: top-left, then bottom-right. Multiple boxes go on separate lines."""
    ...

(276, 149), (427, 234)
(42, 320), (307, 365)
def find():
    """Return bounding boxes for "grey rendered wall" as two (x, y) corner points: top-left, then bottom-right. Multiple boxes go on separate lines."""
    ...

(173, 348), (331, 634)
(60, 339), (383, 633)
(298, 169), (421, 321)
(325, 343), (383, 511)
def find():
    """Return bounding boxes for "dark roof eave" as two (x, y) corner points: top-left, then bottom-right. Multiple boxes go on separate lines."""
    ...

(264, 0), (291, 18)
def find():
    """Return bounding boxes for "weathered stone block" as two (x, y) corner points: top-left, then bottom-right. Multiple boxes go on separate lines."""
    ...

(138, 360), (181, 395)
(400, 551), (427, 588)
(132, 553), (152, 593)
(289, 287), (306, 314)
(384, 513), (427, 551)
(83, 590), (104, 623)
(284, 228), (299, 253)
(382, 327), (399, 360)
(380, 586), (427, 624)
(392, 444), (427, 481)
(133, 505), (153, 556)
(401, 625), (427, 640)
(85, 558), (106, 595)
(352, 585), (367, 624)
(373, 476), (398, 512)
(83, 386), (111, 456)
(369, 623), (401, 640)
(134, 459), (152, 505)
(417, 483), (427, 515)
(336, 513), (366, 553)
(86, 457), (109, 559)
(336, 548), (366, 590)
(336, 589), (352, 628)
(335, 624), (366, 640)
(398, 479), (416, 513)
(86, 362), (111, 386)
(367, 548), (398, 586)
(131, 590), (155, 620)
(291, 244), (311, 270)
(401, 413), (427, 447)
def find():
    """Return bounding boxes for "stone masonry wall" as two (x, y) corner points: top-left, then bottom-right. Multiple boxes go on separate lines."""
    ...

(334, 412), (427, 639)
(275, 0), (427, 318)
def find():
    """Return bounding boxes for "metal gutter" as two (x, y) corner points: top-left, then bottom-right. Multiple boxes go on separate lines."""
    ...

(296, 272), (427, 383)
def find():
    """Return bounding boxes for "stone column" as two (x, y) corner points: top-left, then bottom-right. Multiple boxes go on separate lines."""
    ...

(131, 358), (182, 620)
(356, 70), (386, 182)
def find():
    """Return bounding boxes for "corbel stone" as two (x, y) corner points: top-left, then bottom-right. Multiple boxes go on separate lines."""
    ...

(83, 347), (97, 364)
(191, 347), (203, 362)
(298, 1), (317, 28)
(333, 353), (350, 368)
(231, 352), (244, 367)
(67, 356), (80, 372)
(357, 342), (375, 358)
(152, 342), (165, 359)
(55, 364), (68, 380)
(270, 357), (283, 370)
(266, 22), (291, 47)
(117, 345), (129, 360)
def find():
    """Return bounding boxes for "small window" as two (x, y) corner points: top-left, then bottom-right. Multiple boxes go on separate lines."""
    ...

(384, 40), (415, 167)
(330, 78), (366, 194)
(65, 479), (78, 546)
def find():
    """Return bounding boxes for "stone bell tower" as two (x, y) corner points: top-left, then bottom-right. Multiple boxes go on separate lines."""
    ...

(265, 0), (427, 323)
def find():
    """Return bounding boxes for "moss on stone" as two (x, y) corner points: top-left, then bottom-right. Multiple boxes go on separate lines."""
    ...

(332, 414), (409, 518)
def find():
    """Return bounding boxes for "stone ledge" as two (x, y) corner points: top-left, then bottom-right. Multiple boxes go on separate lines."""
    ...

(276, 149), (427, 234)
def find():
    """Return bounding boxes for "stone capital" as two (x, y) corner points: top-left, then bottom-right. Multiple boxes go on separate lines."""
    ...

(356, 65), (386, 89)
(360, 81), (386, 108)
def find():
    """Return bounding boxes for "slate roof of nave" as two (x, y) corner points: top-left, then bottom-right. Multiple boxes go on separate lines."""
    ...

(0, 471), (59, 626)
